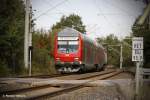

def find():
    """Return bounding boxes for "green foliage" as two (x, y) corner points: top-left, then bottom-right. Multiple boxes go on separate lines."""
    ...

(97, 34), (121, 67)
(0, 0), (25, 76)
(32, 30), (56, 74)
(122, 36), (133, 67)
(0, 62), (10, 77)
(51, 14), (86, 33)
(97, 34), (133, 67)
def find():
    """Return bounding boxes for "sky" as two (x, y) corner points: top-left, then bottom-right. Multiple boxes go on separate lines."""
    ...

(31, 0), (145, 40)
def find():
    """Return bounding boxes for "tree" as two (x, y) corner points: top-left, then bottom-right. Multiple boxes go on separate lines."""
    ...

(0, 0), (25, 76)
(122, 36), (133, 67)
(97, 34), (134, 67)
(32, 29), (56, 74)
(51, 14), (86, 33)
(97, 34), (121, 67)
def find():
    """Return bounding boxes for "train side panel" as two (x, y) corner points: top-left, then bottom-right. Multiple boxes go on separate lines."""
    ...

(80, 35), (106, 71)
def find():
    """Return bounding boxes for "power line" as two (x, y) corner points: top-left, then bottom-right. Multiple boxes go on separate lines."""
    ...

(43, 0), (65, 15)
(94, 0), (114, 28)
(35, 0), (67, 19)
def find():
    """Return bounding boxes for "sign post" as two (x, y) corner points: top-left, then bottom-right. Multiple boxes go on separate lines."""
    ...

(132, 37), (143, 99)
(120, 44), (123, 69)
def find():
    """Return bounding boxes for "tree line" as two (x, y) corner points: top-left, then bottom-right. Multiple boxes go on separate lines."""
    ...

(0, 0), (25, 76)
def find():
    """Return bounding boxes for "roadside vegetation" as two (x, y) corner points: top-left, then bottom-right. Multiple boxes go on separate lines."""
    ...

(97, 35), (133, 68)
(0, 0), (25, 76)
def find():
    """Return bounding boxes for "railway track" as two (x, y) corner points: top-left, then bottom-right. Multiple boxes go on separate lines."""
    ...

(0, 70), (123, 100)
(17, 74), (69, 78)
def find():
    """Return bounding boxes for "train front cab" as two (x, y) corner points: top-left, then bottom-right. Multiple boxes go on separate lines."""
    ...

(54, 34), (82, 73)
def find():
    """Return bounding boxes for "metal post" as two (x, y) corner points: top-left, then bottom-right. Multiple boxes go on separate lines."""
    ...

(29, 49), (32, 76)
(135, 61), (140, 99)
(120, 44), (123, 69)
(24, 0), (30, 69)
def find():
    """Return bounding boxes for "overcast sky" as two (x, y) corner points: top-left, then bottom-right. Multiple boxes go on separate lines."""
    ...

(31, 0), (145, 40)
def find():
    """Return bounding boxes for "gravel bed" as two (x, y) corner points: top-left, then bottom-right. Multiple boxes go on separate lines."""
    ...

(50, 86), (125, 100)
(108, 72), (134, 79)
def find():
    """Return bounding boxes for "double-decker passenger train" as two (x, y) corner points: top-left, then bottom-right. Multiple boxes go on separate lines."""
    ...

(54, 27), (107, 73)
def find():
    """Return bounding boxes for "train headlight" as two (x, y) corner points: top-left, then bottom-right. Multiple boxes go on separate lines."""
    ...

(74, 57), (79, 60)
(56, 58), (60, 60)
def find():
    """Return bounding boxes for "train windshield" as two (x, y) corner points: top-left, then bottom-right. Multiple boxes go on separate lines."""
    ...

(57, 41), (78, 53)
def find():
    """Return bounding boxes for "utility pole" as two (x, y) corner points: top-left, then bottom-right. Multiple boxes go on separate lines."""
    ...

(29, 2), (32, 76)
(24, 0), (30, 69)
(24, 0), (32, 76)
(120, 44), (123, 69)
(135, 61), (140, 99)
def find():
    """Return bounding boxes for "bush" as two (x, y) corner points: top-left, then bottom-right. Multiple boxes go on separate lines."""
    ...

(0, 63), (10, 77)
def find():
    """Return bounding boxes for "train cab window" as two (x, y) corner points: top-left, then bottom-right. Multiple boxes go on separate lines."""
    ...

(57, 40), (78, 53)
(68, 41), (78, 53)
(58, 41), (67, 53)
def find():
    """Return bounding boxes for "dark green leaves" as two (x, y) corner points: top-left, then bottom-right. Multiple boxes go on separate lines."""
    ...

(51, 14), (86, 33)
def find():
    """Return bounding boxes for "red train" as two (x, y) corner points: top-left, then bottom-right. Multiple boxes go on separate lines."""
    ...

(54, 27), (107, 73)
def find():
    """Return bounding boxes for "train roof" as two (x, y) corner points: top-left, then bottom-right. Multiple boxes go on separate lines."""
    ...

(58, 27), (79, 37)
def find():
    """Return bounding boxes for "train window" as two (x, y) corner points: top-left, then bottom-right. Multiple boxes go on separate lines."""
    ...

(58, 41), (67, 53)
(68, 41), (78, 45)
(68, 41), (78, 53)
(57, 40), (78, 53)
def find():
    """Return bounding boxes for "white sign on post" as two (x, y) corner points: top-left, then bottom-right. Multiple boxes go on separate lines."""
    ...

(132, 37), (144, 98)
(132, 37), (143, 61)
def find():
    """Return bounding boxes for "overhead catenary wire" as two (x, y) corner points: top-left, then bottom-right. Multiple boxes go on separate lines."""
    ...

(94, 0), (115, 29)
(87, 24), (98, 33)
(94, 0), (136, 39)
(35, 0), (68, 19)
(43, 0), (66, 15)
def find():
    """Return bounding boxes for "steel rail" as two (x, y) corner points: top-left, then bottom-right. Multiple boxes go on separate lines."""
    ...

(17, 74), (68, 78)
